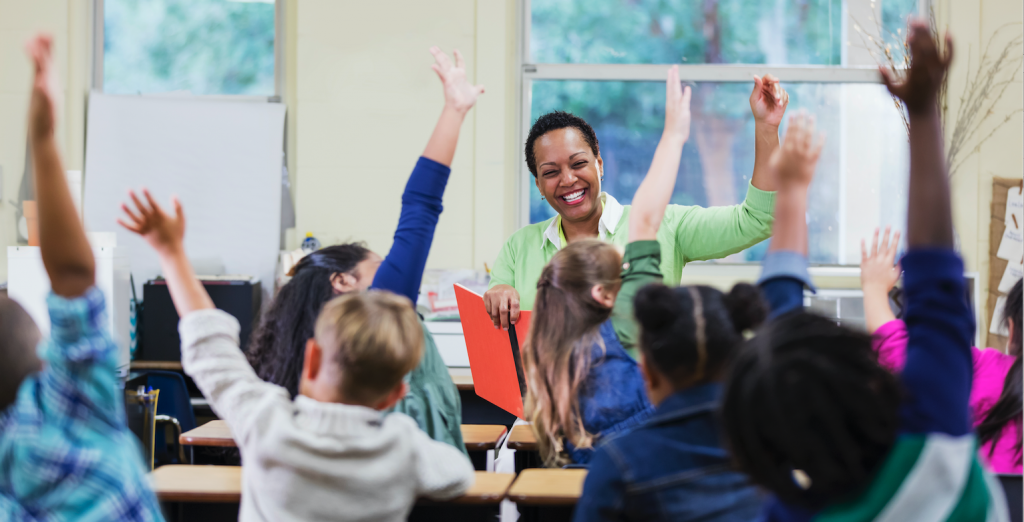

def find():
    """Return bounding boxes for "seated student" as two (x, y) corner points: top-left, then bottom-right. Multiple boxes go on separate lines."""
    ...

(118, 194), (474, 521)
(522, 66), (694, 466)
(0, 35), (163, 521)
(574, 78), (769, 517)
(722, 23), (1010, 521)
(245, 47), (484, 452)
(860, 227), (1022, 473)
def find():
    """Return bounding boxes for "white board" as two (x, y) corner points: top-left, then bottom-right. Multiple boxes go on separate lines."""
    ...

(84, 93), (286, 301)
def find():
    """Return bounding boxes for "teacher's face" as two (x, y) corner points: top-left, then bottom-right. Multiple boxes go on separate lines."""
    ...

(533, 128), (603, 224)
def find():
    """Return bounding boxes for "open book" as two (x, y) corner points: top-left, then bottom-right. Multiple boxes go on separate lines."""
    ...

(454, 284), (531, 419)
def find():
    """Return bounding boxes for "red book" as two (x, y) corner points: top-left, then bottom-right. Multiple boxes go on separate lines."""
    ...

(454, 284), (531, 419)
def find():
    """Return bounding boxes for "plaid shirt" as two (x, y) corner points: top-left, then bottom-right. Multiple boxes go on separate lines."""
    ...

(0, 287), (164, 522)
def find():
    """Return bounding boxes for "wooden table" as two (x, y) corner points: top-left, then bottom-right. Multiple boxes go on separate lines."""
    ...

(152, 465), (512, 503)
(181, 420), (505, 469)
(507, 468), (587, 506)
(507, 424), (537, 451)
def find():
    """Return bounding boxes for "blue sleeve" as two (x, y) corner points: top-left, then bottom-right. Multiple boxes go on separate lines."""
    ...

(897, 249), (973, 436)
(573, 446), (628, 522)
(758, 251), (816, 318)
(370, 157), (451, 303)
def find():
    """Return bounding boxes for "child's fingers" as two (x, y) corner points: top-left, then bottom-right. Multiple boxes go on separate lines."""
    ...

(881, 226), (892, 253)
(942, 32), (955, 67)
(116, 218), (142, 235)
(141, 189), (165, 216)
(453, 49), (464, 70)
(888, 231), (902, 261)
(681, 85), (692, 108)
(120, 203), (143, 225)
(870, 228), (880, 257)
(861, 238), (868, 262)
(172, 196), (185, 226)
(128, 190), (150, 217)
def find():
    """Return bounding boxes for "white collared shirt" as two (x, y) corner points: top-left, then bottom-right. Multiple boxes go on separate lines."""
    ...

(541, 192), (625, 250)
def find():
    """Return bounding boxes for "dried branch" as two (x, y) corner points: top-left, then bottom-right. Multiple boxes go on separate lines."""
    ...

(854, 7), (1023, 178)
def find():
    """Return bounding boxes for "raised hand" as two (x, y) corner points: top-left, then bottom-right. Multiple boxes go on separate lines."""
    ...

(25, 33), (58, 142)
(118, 189), (186, 257)
(861, 227), (902, 294)
(664, 65), (692, 144)
(750, 74), (789, 127)
(880, 19), (953, 115)
(430, 47), (485, 115)
(769, 112), (825, 190)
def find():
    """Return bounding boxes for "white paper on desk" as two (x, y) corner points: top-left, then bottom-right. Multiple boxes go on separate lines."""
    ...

(997, 227), (1023, 261)
(1000, 260), (1024, 293)
(1006, 186), (1023, 230)
(990, 295), (1010, 336)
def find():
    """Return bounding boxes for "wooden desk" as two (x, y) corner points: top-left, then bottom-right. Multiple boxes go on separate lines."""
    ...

(507, 425), (537, 451)
(180, 420), (235, 448)
(461, 424), (506, 452)
(130, 360), (184, 371)
(152, 465), (510, 505)
(152, 465), (241, 503)
(507, 468), (587, 506)
(181, 420), (505, 454)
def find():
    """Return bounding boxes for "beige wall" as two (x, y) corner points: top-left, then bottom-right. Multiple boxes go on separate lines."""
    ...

(937, 0), (1023, 333)
(291, 0), (519, 272)
(0, 0), (1019, 313)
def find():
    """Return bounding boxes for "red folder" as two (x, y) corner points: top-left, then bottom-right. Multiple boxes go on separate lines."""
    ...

(454, 284), (531, 419)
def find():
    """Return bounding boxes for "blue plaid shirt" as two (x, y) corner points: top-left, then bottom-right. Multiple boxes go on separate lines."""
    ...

(0, 287), (164, 522)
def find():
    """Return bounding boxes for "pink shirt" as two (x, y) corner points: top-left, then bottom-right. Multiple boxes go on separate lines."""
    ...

(874, 319), (1022, 473)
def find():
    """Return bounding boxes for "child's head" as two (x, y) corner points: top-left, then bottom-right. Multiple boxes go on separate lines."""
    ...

(977, 278), (1023, 451)
(721, 312), (901, 507)
(523, 239), (622, 465)
(634, 283), (766, 404)
(299, 291), (423, 409)
(247, 242), (382, 398)
(0, 297), (43, 412)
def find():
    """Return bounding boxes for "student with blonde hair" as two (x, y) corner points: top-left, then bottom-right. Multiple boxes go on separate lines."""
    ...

(118, 186), (473, 521)
(523, 65), (695, 466)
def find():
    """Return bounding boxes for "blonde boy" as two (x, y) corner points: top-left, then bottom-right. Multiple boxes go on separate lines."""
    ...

(118, 196), (473, 521)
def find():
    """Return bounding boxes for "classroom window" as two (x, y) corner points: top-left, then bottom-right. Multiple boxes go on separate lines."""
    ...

(100, 0), (277, 96)
(521, 0), (919, 265)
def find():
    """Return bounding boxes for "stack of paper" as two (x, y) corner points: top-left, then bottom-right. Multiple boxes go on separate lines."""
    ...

(991, 185), (1023, 336)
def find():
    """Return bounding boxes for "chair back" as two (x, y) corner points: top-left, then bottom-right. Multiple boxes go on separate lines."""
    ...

(124, 386), (159, 471)
(126, 371), (196, 465)
(998, 474), (1022, 522)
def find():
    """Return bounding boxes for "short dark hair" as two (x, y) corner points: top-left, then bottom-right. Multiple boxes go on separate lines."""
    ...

(0, 297), (43, 412)
(721, 311), (901, 508)
(524, 111), (600, 177)
(635, 283), (766, 388)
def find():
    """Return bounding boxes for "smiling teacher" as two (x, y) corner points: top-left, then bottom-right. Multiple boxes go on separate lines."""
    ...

(483, 76), (789, 330)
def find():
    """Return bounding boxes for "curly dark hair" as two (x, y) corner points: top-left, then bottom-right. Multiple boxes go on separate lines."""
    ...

(721, 311), (901, 508)
(246, 243), (372, 397)
(524, 111), (600, 177)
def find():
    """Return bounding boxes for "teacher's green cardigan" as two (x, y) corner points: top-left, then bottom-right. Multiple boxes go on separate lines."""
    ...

(488, 183), (776, 310)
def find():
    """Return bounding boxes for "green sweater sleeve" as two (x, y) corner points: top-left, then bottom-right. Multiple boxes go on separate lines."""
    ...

(612, 240), (663, 359)
(673, 183), (775, 262)
(488, 238), (516, 290)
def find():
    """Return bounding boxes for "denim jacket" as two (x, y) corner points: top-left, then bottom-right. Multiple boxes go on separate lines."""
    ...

(574, 383), (763, 522)
(567, 320), (655, 464)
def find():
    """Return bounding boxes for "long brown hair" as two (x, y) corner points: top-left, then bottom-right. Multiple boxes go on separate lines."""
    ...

(523, 239), (622, 466)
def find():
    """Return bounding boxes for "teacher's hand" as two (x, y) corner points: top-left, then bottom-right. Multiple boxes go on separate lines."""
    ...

(483, 284), (520, 331)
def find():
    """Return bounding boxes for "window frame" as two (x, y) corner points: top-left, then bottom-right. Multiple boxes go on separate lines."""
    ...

(517, 0), (920, 265)
(91, 0), (285, 101)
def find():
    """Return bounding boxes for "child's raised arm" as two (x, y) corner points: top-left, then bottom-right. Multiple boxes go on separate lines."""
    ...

(628, 65), (691, 242)
(860, 227), (901, 333)
(118, 189), (214, 315)
(881, 22), (954, 249)
(26, 34), (95, 297)
(371, 47), (484, 304)
(758, 113), (825, 317)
